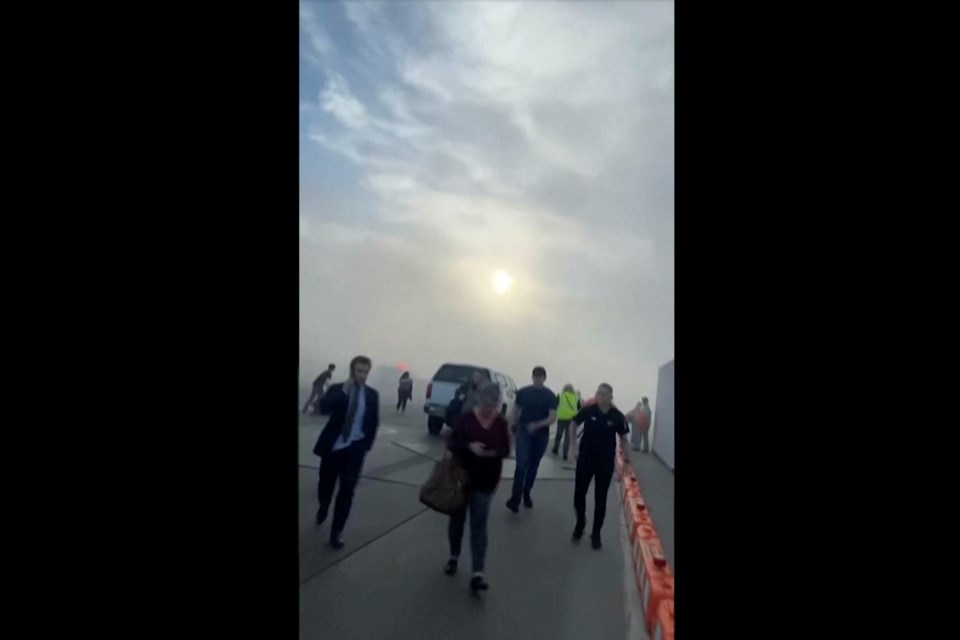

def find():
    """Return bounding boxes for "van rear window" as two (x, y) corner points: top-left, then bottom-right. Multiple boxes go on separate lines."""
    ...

(433, 365), (489, 384)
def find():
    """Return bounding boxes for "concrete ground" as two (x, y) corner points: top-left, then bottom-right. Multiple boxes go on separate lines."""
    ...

(298, 401), (674, 640)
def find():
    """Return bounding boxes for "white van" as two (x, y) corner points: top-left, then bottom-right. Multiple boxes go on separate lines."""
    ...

(424, 363), (518, 435)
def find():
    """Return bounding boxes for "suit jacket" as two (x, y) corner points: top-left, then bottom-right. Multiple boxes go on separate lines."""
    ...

(312, 383), (381, 457)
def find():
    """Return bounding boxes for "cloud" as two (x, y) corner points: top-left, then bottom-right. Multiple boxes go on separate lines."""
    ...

(319, 72), (369, 130)
(299, 2), (674, 400)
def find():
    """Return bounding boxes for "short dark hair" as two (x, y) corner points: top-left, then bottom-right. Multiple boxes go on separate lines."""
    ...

(598, 383), (613, 393)
(350, 356), (372, 374)
(328, 363), (336, 369)
(642, 396), (648, 403)
(532, 366), (547, 377)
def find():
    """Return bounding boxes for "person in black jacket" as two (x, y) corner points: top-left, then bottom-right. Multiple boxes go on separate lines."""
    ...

(312, 355), (380, 549)
(569, 383), (631, 550)
(397, 371), (414, 413)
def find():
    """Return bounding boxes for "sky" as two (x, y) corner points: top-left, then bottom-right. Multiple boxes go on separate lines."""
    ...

(299, 1), (674, 407)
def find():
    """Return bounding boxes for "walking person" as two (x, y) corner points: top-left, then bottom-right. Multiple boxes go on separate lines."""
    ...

(629, 397), (653, 453)
(302, 363), (336, 414)
(446, 370), (487, 426)
(569, 383), (631, 550)
(506, 366), (557, 513)
(552, 383), (581, 460)
(397, 372), (413, 413)
(444, 382), (510, 593)
(312, 356), (380, 549)
(458, 370), (487, 416)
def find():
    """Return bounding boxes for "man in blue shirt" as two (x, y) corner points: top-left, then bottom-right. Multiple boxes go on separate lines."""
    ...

(506, 366), (558, 512)
(312, 356), (381, 549)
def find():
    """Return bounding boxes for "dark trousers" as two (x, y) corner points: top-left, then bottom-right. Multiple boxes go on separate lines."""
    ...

(634, 429), (649, 453)
(397, 392), (410, 412)
(303, 387), (321, 413)
(448, 490), (493, 573)
(552, 419), (572, 457)
(317, 443), (367, 535)
(512, 426), (549, 500)
(574, 454), (614, 536)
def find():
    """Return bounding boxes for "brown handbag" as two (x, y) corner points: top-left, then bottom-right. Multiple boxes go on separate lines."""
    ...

(419, 451), (470, 515)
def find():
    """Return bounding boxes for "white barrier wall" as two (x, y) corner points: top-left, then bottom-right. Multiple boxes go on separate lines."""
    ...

(652, 359), (674, 471)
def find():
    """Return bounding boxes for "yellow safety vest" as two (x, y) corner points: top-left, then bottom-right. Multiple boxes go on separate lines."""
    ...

(557, 391), (579, 420)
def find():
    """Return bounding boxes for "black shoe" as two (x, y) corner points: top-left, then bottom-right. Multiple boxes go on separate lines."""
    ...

(506, 498), (520, 513)
(563, 455), (568, 461)
(444, 559), (458, 576)
(330, 534), (345, 550)
(470, 576), (489, 593)
(551, 448), (559, 455)
(591, 534), (602, 550)
(572, 522), (585, 541)
(315, 509), (328, 527)
(523, 494), (533, 509)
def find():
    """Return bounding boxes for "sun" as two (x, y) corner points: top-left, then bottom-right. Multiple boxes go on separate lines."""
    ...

(492, 270), (514, 296)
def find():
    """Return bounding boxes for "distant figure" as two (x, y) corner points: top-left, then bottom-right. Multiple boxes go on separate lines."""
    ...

(444, 382), (510, 594)
(552, 383), (581, 460)
(625, 403), (641, 447)
(629, 397), (652, 453)
(312, 356), (380, 549)
(397, 372), (414, 413)
(303, 363), (336, 414)
(569, 383), (630, 550)
(506, 366), (557, 513)
(457, 370), (488, 417)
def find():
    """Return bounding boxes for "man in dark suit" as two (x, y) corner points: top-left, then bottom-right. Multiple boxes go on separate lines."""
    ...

(313, 355), (380, 549)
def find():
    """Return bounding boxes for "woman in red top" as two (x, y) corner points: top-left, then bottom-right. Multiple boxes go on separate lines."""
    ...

(444, 382), (511, 593)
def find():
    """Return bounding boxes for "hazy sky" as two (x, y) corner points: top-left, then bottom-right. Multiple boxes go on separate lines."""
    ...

(299, 1), (674, 405)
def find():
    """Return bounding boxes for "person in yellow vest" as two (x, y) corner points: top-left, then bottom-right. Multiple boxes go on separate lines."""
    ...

(552, 384), (581, 460)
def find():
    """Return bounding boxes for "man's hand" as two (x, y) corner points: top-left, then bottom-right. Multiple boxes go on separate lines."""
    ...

(526, 423), (540, 435)
(468, 442), (487, 456)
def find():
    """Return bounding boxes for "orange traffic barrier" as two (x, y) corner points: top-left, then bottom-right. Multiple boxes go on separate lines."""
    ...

(627, 501), (656, 543)
(634, 538), (674, 633)
(622, 482), (647, 518)
(615, 440), (673, 636)
(652, 599), (674, 640)
(634, 536), (668, 589)
(625, 492), (647, 516)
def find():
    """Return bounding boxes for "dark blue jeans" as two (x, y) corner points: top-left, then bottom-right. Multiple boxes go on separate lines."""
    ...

(511, 425), (550, 500)
(448, 490), (493, 573)
(552, 419), (572, 457)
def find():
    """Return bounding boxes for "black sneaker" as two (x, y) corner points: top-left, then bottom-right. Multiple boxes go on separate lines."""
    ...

(572, 523), (585, 541)
(444, 559), (458, 576)
(591, 534), (602, 550)
(330, 534), (345, 550)
(470, 575), (489, 593)
(506, 498), (520, 513)
(523, 494), (533, 509)
(315, 508), (328, 527)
